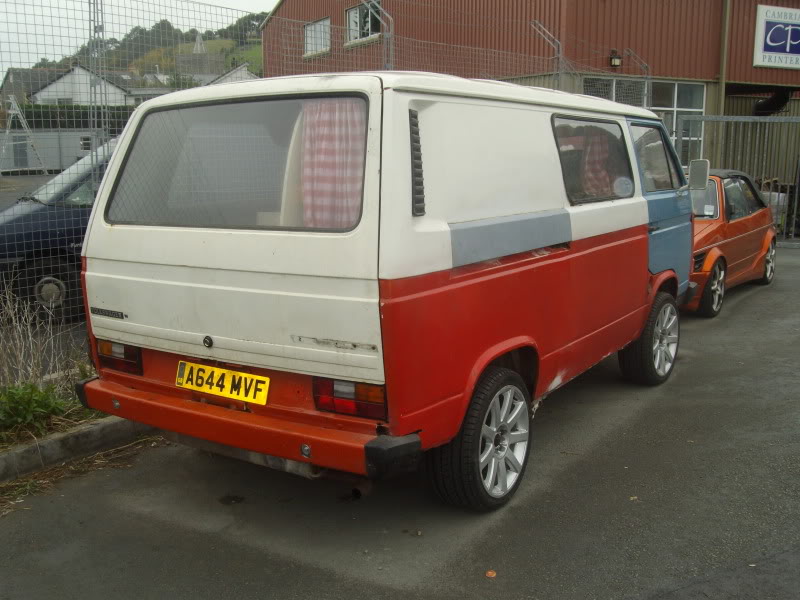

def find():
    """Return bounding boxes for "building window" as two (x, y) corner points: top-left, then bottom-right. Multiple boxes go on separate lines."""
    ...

(80, 137), (92, 151)
(583, 77), (645, 108)
(304, 17), (330, 55)
(346, 1), (381, 42)
(56, 97), (73, 105)
(650, 81), (705, 166)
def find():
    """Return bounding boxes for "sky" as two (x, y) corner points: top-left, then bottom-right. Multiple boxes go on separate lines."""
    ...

(204, 0), (278, 13)
(0, 0), (280, 76)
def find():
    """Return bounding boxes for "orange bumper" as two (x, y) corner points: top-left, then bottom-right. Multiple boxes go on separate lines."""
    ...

(78, 378), (419, 477)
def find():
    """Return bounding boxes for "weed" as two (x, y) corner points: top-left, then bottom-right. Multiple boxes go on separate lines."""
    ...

(0, 383), (66, 435)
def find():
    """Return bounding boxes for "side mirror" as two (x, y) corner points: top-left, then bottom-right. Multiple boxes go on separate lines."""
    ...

(688, 159), (710, 190)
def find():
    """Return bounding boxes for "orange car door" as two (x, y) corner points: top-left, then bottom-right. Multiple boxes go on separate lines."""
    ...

(721, 178), (752, 278)
(738, 176), (772, 263)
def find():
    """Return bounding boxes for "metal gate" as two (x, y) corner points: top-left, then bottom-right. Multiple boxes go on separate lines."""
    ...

(677, 115), (800, 239)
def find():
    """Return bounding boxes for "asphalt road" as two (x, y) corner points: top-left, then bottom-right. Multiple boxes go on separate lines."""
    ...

(2, 251), (799, 600)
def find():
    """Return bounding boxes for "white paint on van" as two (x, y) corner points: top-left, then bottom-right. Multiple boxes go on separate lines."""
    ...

(84, 72), (663, 385)
(546, 371), (567, 393)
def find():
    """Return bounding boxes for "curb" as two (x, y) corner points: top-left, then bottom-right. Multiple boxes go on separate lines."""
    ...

(777, 240), (800, 249)
(0, 416), (153, 483)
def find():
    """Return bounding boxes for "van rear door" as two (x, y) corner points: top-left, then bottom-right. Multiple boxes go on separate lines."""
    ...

(83, 76), (385, 384)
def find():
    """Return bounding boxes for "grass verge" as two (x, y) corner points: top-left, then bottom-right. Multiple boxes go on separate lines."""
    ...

(0, 284), (101, 450)
(0, 435), (166, 517)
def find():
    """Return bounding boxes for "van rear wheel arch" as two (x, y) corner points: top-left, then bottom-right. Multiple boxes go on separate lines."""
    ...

(486, 346), (539, 398)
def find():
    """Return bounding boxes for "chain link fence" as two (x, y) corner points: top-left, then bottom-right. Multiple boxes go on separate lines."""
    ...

(1, 0), (709, 328)
(0, 0), (658, 325)
(678, 115), (800, 239)
(263, 14), (561, 82)
(0, 0), (260, 323)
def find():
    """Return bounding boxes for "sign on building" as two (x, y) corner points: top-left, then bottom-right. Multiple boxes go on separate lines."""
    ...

(753, 5), (800, 69)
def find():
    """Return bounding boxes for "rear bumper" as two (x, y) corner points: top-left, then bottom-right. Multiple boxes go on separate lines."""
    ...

(76, 377), (420, 478)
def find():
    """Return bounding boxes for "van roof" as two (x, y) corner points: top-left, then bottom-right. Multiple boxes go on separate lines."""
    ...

(144, 71), (659, 120)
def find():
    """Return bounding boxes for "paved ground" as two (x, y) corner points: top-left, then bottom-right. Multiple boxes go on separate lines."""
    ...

(2, 252), (799, 600)
(0, 174), (52, 212)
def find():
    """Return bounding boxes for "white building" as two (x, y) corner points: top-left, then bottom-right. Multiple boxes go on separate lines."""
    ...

(207, 63), (258, 86)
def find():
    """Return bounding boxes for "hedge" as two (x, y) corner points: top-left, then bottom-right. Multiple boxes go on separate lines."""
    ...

(6, 104), (136, 135)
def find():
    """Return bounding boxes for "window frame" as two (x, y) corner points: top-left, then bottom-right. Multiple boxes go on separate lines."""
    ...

(103, 92), (370, 234)
(303, 17), (331, 56)
(722, 177), (752, 222)
(693, 178), (720, 219)
(736, 175), (767, 215)
(629, 122), (684, 193)
(649, 81), (706, 167)
(80, 136), (92, 152)
(582, 76), (646, 108)
(551, 113), (637, 206)
(345, 1), (381, 43)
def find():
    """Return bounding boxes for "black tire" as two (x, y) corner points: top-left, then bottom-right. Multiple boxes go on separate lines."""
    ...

(21, 257), (83, 322)
(697, 259), (726, 318)
(619, 292), (680, 386)
(756, 239), (776, 286)
(426, 366), (532, 512)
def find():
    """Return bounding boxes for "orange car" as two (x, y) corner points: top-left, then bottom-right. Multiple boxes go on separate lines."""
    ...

(684, 170), (776, 317)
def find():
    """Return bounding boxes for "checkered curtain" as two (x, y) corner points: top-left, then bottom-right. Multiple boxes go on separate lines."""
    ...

(582, 132), (612, 198)
(301, 98), (366, 229)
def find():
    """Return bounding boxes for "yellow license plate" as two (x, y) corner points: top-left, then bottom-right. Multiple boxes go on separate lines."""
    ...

(175, 361), (270, 405)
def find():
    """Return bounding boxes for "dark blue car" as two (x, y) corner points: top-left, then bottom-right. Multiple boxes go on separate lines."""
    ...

(0, 140), (116, 320)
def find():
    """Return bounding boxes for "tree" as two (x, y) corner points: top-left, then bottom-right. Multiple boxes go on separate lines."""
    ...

(215, 12), (269, 45)
(32, 57), (61, 69)
(167, 73), (199, 90)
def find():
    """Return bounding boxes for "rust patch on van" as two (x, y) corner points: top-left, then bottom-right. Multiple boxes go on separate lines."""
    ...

(291, 336), (378, 353)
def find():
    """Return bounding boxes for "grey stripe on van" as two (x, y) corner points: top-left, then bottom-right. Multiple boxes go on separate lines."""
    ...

(449, 209), (571, 268)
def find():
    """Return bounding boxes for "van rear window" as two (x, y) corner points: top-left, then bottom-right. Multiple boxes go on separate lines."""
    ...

(552, 116), (634, 204)
(106, 96), (367, 231)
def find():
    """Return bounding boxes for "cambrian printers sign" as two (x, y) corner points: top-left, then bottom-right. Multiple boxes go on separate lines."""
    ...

(754, 4), (800, 69)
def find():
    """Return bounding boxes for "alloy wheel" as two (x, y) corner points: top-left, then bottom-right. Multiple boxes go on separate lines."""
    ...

(709, 262), (726, 312)
(479, 385), (529, 498)
(652, 303), (679, 377)
(765, 242), (776, 281)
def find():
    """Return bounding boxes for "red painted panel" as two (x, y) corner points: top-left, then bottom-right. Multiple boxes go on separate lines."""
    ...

(564, 0), (723, 80)
(263, 0), (800, 84)
(379, 225), (653, 449)
(83, 378), (374, 475)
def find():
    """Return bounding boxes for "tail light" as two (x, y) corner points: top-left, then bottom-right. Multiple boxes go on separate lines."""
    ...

(96, 339), (143, 375)
(313, 377), (387, 420)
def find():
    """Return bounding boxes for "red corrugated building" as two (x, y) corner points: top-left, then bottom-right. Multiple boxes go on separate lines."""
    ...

(262, 1), (800, 162)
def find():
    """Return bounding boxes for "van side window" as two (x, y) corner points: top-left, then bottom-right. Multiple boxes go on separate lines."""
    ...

(630, 125), (681, 192)
(552, 117), (634, 204)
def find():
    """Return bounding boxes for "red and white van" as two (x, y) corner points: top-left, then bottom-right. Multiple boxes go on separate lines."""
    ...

(77, 73), (704, 510)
